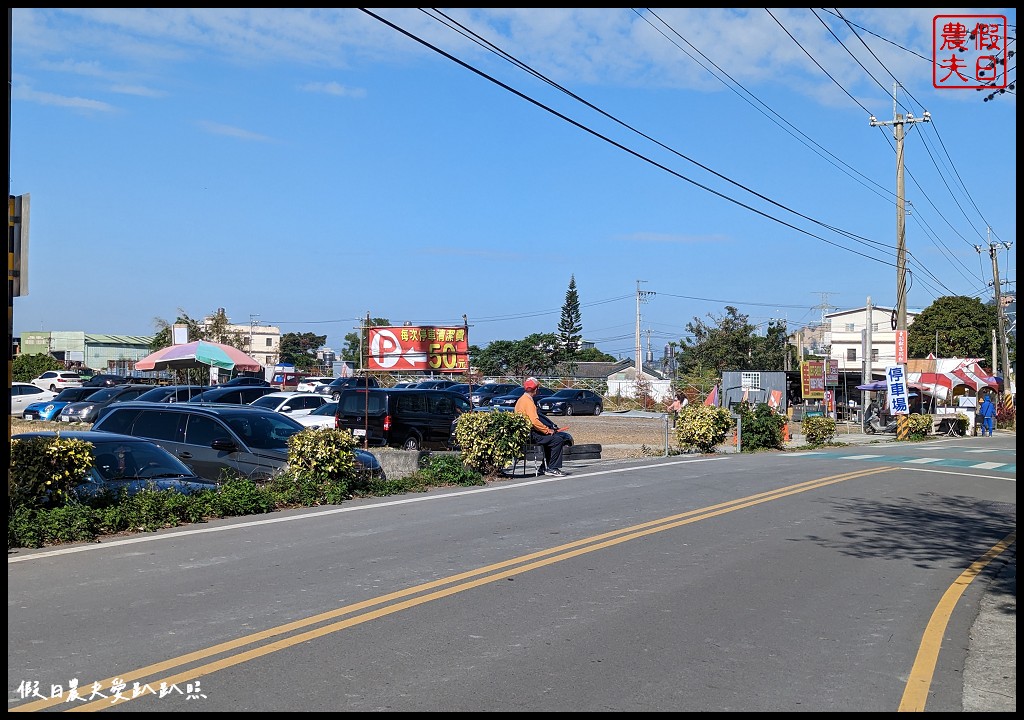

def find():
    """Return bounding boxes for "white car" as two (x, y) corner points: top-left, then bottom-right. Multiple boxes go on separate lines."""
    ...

(296, 376), (334, 394)
(12, 382), (57, 414)
(248, 391), (328, 418)
(31, 370), (83, 393)
(295, 402), (339, 429)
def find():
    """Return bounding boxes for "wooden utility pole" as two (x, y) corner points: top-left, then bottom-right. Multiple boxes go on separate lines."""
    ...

(976, 231), (1012, 396)
(870, 85), (930, 439)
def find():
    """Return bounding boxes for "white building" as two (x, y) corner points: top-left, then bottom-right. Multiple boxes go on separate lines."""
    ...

(826, 305), (919, 379)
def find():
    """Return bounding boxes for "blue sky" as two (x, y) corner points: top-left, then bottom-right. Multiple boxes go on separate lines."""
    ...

(10, 8), (1016, 360)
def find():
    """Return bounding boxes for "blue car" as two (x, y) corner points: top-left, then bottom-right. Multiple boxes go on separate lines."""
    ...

(21, 386), (103, 421)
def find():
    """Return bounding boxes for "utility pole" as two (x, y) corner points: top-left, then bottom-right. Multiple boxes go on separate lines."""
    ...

(862, 297), (873, 410)
(870, 85), (930, 438)
(248, 314), (259, 355)
(635, 280), (653, 381)
(975, 231), (1012, 396)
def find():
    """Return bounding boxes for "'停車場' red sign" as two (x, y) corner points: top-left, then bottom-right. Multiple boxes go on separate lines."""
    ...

(367, 327), (469, 373)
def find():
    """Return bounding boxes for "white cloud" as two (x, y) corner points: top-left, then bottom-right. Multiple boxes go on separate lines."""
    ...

(11, 84), (115, 112)
(196, 120), (274, 142)
(298, 81), (366, 98)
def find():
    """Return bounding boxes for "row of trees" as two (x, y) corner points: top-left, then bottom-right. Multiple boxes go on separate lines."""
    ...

(154, 291), (1012, 386)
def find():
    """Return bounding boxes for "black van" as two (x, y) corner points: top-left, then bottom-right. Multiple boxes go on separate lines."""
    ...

(335, 388), (470, 451)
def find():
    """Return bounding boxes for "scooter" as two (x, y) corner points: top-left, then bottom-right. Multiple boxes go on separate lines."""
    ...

(863, 410), (897, 434)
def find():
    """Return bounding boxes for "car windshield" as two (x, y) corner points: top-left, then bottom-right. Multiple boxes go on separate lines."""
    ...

(310, 403), (338, 416)
(250, 396), (286, 409)
(93, 439), (194, 481)
(548, 390), (577, 399)
(86, 387), (121, 402)
(55, 388), (95, 401)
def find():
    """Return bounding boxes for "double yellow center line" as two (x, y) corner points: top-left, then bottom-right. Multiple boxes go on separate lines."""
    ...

(17, 467), (895, 712)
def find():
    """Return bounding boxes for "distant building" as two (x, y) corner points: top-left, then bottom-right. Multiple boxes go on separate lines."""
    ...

(825, 305), (920, 377)
(20, 331), (155, 371)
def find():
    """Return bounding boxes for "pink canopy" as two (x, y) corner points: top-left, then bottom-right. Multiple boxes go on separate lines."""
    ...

(908, 358), (999, 402)
(134, 340), (262, 372)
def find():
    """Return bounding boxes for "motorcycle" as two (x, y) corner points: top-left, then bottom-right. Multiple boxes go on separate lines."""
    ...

(863, 409), (897, 434)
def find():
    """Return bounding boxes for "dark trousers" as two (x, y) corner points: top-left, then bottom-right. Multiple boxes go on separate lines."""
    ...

(531, 430), (567, 470)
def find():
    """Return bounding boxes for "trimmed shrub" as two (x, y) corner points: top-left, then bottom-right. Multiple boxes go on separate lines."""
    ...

(10, 436), (95, 509)
(802, 416), (836, 445)
(454, 411), (532, 476)
(675, 405), (732, 453)
(734, 402), (787, 451)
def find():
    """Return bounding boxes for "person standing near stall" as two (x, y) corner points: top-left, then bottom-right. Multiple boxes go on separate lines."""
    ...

(978, 394), (997, 436)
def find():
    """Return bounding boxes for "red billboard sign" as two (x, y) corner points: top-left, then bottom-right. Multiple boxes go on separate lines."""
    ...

(895, 330), (908, 364)
(800, 361), (825, 399)
(367, 327), (469, 373)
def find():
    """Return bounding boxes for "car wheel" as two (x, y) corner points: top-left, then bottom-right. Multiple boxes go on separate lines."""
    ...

(332, 392), (341, 402)
(593, 404), (602, 416)
(565, 406), (574, 416)
(402, 436), (421, 451)
(49, 385), (57, 392)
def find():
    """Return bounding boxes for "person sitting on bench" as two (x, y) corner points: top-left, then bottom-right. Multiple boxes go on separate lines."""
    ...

(514, 377), (569, 476)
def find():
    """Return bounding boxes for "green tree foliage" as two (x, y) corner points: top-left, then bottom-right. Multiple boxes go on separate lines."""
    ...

(575, 347), (617, 362)
(678, 306), (765, 375)
(342, 317), (390, 366)
(749, 320), (791, 371)
(151, 310), (203, 352)
(279, 332), (327, 369)
(473, 334), (560, 377)
(557, 275), (583, 370)
(12, 353), (65, 382)
(150, 308), (245, 351)
(202, 308), (247, 348)
(907, 296), (999, 360)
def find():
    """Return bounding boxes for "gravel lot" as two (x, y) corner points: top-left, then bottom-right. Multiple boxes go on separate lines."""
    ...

(560, 412), (673, 459)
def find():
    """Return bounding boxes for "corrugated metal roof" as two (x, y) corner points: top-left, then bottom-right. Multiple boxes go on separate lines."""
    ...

(568, 359), (634, 379)
(84, 334), (155, 345)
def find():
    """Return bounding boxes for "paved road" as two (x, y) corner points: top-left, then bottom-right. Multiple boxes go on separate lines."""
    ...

(9, 431), (1014, 711)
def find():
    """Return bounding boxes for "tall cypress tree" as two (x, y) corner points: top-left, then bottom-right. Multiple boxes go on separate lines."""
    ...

(558, 275), (583, 367)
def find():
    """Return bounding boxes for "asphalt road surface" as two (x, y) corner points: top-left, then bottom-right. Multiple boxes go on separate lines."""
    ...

(8, 434), (1015, 712)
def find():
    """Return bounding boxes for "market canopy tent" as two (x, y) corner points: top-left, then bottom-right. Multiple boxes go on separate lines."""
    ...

(907, 357), (1000, 403)
(134, 340), (262, 373)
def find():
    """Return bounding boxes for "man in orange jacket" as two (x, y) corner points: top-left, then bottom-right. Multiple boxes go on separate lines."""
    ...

(513, 377), (568, 476)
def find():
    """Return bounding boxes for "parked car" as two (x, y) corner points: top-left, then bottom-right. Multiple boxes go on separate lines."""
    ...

(187, 386), (279, 405)
(11, 430), (218, 500)
(296, 376), (334, 394)
(30, 371), (83, 393)
(443, 383), (473, 398)
(318, 375), (381, 401)
(134, 385), (210, 404)
(295, 401), (340, 429)
(413, 379), (459, 391)
(219, 376), (270, 388)
(12, 382), (57, 415)
(489, 385), (557, 410)
(82, 374), (130, 388)
(91, 402), (385, 483)
(468, 383), (518, 407)
(334, 387), (470, 451)
(59, 384), (156, 424)
(536, 389), (604, 416)
(21, 386), (103, 421)
(249, 391), (329, 417)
